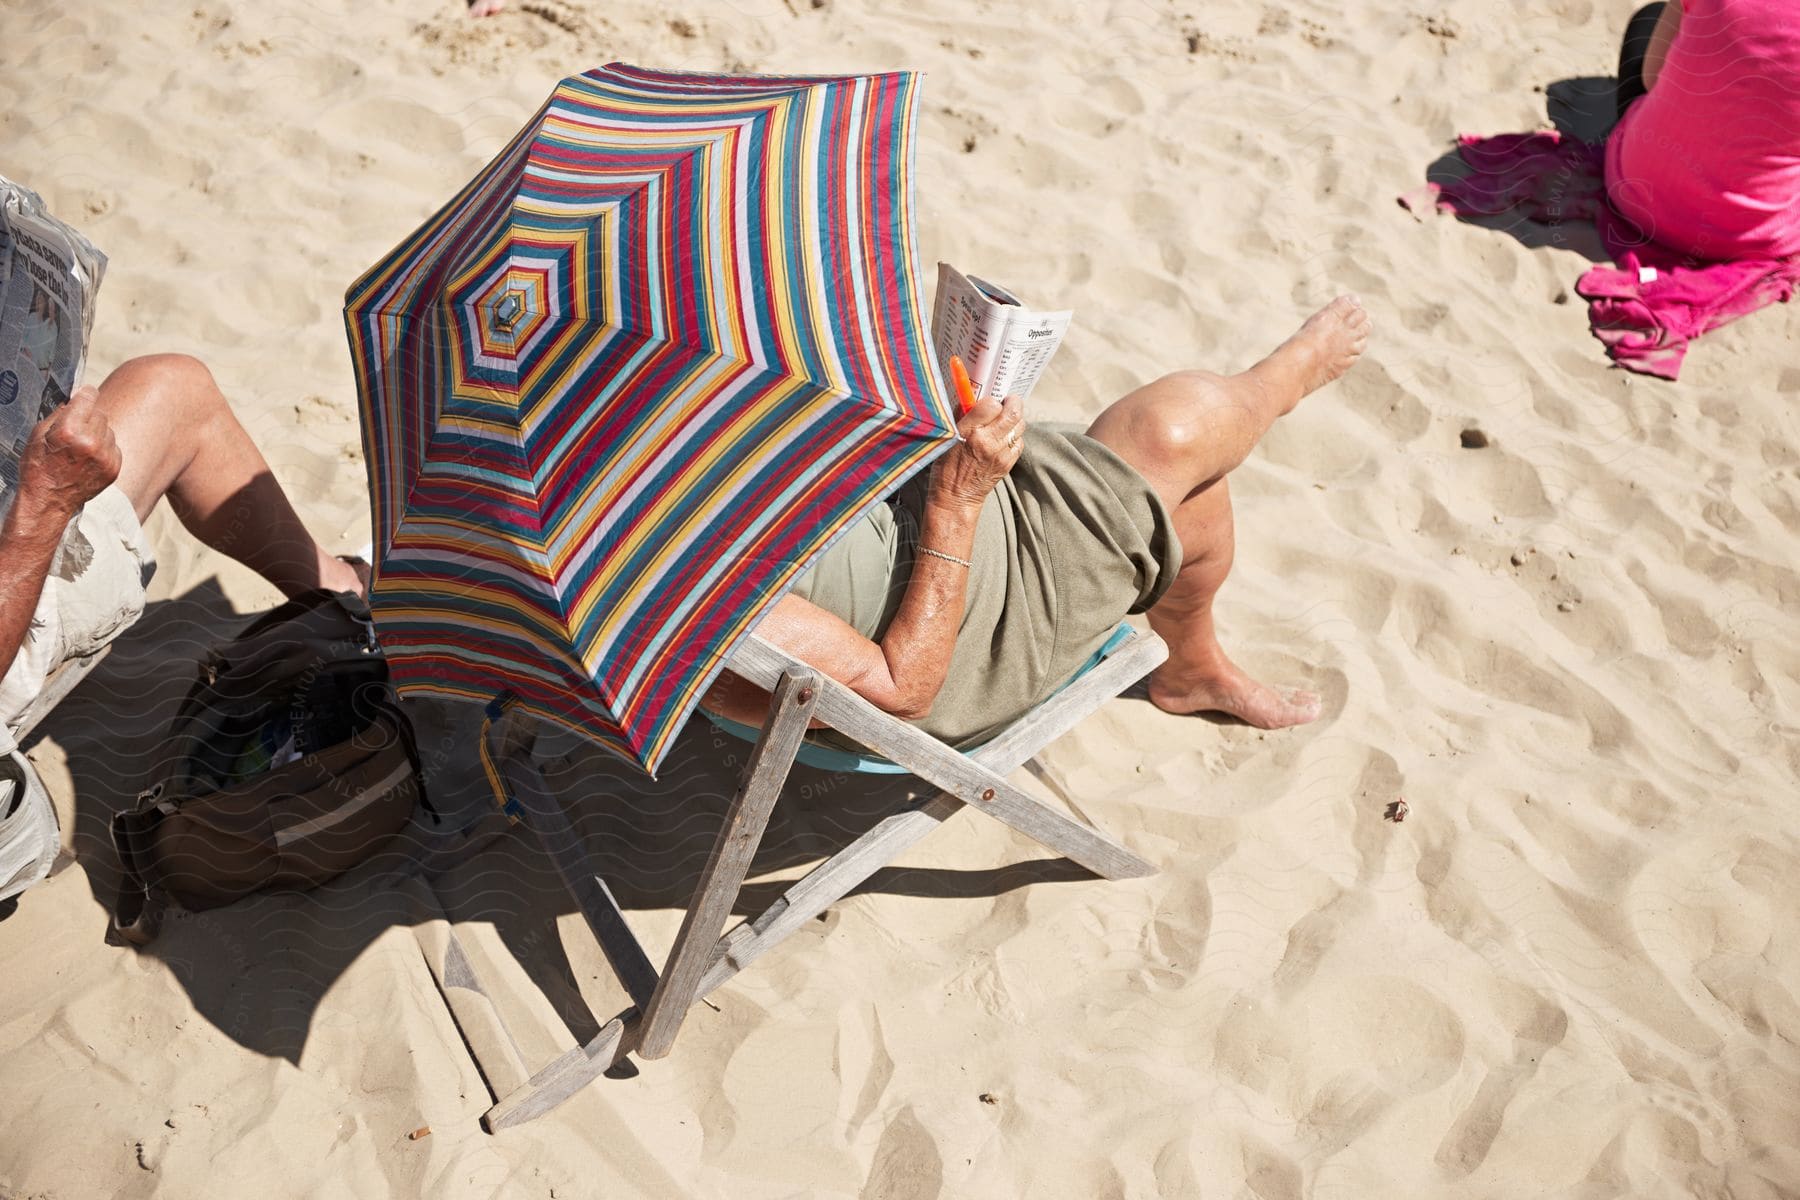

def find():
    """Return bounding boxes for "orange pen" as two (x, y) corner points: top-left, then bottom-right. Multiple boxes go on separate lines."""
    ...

(948, 354), (978, 416)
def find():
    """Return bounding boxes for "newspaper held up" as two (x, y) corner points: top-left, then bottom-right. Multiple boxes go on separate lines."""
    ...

(930, 262), (1071, 406)
(0, 174), (108, 517)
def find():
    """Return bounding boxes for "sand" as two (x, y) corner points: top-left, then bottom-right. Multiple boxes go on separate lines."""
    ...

(2, 0), (1798, 1196)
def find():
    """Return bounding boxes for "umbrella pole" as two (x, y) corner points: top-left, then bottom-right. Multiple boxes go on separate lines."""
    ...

(488, 707), (662, 1008)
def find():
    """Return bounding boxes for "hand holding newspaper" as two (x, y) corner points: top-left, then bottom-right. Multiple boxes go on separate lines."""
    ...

(930, 263), (1071, 408)
(0, 177), (106, 903)
(0, 174), (108, 513)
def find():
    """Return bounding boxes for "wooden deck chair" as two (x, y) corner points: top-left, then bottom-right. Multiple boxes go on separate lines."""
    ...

(449, 625), (1167, 1131)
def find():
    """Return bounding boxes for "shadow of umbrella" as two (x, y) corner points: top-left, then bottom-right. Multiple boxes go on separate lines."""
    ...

(14, 578), (405, 1061)
(31, 576), (247, 912)
(10, 580), (1090, 1063)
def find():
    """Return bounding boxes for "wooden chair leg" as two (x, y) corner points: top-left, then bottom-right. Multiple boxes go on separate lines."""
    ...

(636, 666), (818, 1059)
(701, 629), (1171, 994)
(484, 1017), (629, 1132)
(417, 922), (531, 1102)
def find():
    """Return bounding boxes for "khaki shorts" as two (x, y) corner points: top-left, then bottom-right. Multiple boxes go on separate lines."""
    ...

(0, 483), (156, 753)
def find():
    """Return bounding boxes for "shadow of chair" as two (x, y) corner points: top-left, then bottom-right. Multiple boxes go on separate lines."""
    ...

(11, 578), (1099, 1068)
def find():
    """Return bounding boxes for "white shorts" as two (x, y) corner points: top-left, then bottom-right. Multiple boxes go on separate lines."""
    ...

(0, 483), (157, 753)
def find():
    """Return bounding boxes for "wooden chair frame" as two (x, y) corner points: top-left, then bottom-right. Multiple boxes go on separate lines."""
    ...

(439, 628), (1168, 1131)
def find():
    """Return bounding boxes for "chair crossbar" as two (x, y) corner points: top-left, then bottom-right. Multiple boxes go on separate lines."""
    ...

(701, 628), (1170, 994)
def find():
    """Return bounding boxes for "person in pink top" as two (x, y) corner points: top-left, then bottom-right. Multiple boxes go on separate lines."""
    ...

(1608, 0), (1800, 261)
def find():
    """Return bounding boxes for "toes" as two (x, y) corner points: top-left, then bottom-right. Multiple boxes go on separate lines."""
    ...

(1329, 299), (1372, 354)
(1320, 296), (1371, 341)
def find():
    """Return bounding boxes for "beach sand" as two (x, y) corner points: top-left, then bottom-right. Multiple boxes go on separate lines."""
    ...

(2, 0), (1798, 1196)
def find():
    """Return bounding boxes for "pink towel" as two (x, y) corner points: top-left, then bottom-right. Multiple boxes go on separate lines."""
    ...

(1401, 131), (1800, 380)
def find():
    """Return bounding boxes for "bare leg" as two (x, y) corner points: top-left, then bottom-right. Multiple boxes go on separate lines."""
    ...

(1146, 476), (1323, 727)
(94, 354), (364, 597)
(1087, 297), (1370, 728)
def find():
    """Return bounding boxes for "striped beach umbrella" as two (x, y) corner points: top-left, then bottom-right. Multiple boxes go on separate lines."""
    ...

(344, 64), (954, 772)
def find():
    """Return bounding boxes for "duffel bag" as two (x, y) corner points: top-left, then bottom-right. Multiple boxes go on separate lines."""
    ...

(111, 589), (422, 943)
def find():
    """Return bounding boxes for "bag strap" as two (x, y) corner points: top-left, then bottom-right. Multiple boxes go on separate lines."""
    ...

(110, 783), (175, 945)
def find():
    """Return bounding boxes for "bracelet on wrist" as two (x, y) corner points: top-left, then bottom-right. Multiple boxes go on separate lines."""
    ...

(918, 545), (973, 569)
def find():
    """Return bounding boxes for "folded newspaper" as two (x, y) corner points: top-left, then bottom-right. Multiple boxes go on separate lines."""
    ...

(930, 262), (1071, 405)
(0, 174), (107, 516)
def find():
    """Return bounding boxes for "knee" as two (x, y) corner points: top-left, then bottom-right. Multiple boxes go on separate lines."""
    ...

(1156, 369), (1251, 417)
(1143, 371), (1258, 472)
(106, 353), (214, 395)
(97, 354), (221, 420)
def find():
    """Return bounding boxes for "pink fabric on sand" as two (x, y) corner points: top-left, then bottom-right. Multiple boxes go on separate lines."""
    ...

(1402, 131), (1800, 380)
(1607, 0), (1800, 262)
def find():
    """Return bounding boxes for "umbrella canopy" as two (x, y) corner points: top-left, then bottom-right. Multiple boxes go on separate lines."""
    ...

(345, 64), (955, 772)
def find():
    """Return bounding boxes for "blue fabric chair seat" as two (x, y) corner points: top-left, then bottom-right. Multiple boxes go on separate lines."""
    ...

(706, 623), (1137, 774)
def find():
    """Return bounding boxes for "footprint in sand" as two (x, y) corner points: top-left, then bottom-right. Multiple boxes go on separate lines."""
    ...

(517, 0), (596, 39)
(1306, 975), (1467, 1095)
(314, 97), (468, 159)
(931, 105), (999, 160)
(1340, 358), (1432, 442)
(1433, 989), (1568, 1176)
(865, 1107), (944, 1200)
(1047, 74), (1144, 139)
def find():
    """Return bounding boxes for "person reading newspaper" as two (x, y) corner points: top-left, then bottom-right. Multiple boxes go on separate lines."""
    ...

(702, 290), (1372, 742)
(0, 180), (366, 903)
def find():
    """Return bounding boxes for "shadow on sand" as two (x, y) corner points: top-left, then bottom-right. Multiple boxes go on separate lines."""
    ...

(1417, 73), (1620, 263)
(12, 580), (1098, 1063)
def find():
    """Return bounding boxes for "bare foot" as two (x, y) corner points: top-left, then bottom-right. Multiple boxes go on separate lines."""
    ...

(468, 0), (506, 15)
(1252, 295), (1372, 411)
(1147, 659), (1322, 729)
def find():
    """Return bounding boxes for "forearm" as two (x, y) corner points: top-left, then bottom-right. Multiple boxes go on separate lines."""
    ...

(0, 491), (73, 682)
(702, 496), (982, 726)
(707, 393), (1021, 725)
(861, 496), (980, 718)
